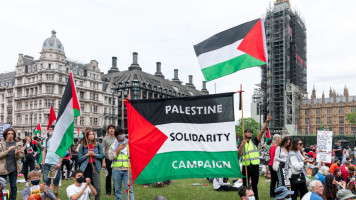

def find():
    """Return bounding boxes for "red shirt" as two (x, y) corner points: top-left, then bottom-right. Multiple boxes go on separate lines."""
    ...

(269, 144), (277, 166)
(340, 165), (349, 182)
(88, 144), (94, 163)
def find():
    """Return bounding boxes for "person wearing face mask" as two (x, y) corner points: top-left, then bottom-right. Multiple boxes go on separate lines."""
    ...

(21, 170), (55, 200)
(238, 186), (256, 200)
(274, 186), (294, 200)
(108, 127), (134, 200)
(102, 124), (117, 196)
(78, 129), (104, 200)
(301, 180), (323, 200)
(238, 114), (272, 200)
(66, 170), (97, 200)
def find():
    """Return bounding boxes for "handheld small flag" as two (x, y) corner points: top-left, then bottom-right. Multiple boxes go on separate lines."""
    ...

(194, 18), (268, 81)
(47, 105), (57, 131)
(34, 124), (42, 136)
(48, 72), (81, 157)
(77, 128), (80, 138)
(266, 128), (271, 144)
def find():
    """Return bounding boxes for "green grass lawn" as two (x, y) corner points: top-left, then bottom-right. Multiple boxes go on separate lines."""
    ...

(12, 172), (274, 200)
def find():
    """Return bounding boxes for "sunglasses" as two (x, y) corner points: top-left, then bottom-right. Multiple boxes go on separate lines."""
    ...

(299, 143), (303, 145)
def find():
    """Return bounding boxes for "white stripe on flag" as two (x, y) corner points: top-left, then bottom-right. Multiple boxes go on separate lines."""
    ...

(49, 98), (74, 153)
(197, 40), (244, 69)
(156, 121), (236, 154)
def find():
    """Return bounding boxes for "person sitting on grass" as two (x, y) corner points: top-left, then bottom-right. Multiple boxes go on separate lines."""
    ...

(213, 178), (238, 191)
(274, 186), (294, 200)
(301, 180), (323, 200)
(0, 177), (10, 199)
(336, 189), (356, 200)
(66, 170), (97, 200)
(314, 166), (330, 185)
(21, 170), (55, 200)
(238, 186), (255, 200)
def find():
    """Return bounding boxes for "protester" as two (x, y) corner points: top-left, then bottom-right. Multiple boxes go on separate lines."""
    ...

(102, 124), (116, 196)
(342, 149), (349, 164)
(339, 161), (351, 182)
(21, 170), (55, 200)
(0, 177), (9, 199)
(23, 136), (38, 185)
(238, 186), (255, 200)
(66, 170), (97, 200)
(334, 141), (343, 162)
(336, 189), (356, 200)
(274, 186), (294, 200)
(265, 139), (273, 179)
(237, 114), (272, 200)
(274, 136), (290, 187)
(41, 125), (63, 199)
(78, 129), (104, 200)
(330, 159), (341, 174)
(269, 134), (282, 197)
(108, 127), (134, 200)
(314, 166), (329, 184)
(347, 165), (356, 178)
(284, 138), (308, 200)
(213, 178), (238, 191)
(322, 174), (345, 200)
(71, 138), (80, 172)
(0, 127), (25, 200)
(32, 136), (42, 167)
(301, 180), (323, 200)
(61, 148), (72, 179)
(334, 168), (345, 183)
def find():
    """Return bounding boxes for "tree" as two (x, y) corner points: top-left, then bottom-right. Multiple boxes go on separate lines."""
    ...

(346, 111), (356, 124)
(235, 118), (260, 139)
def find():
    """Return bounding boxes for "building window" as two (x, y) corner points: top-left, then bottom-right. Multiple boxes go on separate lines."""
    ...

(80, 91), (84, 99)
(339, 116), (344, 124)
(351, 107), (356, 113)
(58, 86), (63, 94)
(316, 110), (321, 115)
(17, 114), (21, 124)
(316, 117), (321, 125)
(352, 127), (356, 135)
(58, 65), (62, 71)
(327, 117), (332, 125)
(59, 75), (62, 82)
(48, 64), (52, 69)
(80, 104), (84, 112)
(46, 86), (54, 94)
(46, 99), (55, 108)
(46, 74), (54, 81)
(339, 127), (344, 134)
(339, 108), (344, 114)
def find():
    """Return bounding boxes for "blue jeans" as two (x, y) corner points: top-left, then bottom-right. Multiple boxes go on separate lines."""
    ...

(112, 169), (134, 200)
(42, 163), (61, 186)
(0, 170), (17, 200)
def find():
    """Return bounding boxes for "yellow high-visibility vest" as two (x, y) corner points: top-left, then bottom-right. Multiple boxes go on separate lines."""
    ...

(241, 140), (260, 166)
(112, 144), (130, 168)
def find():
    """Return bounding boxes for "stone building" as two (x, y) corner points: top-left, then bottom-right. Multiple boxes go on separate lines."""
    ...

(299, 87), (356, 135)
(0, 30), (208, 138)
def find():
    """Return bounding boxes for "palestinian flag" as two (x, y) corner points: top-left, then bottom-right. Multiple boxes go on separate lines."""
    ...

(194, 18), (268, 81)
(48, 72), (80, 157)
(266, 128), (271, 144)
(32, 140), (42, 164)
(126, 93), (241, 184)
(34, 124), (42, 136)
(47, 105), (57, 131)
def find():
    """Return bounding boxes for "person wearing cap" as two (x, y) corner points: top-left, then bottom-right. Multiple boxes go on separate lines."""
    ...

(336, 189), (356, 200)
(0, 177), (10, 200)
(301, 180), (323, 200)
(238, 114), (272, 200)
(274, 186), (294, 200)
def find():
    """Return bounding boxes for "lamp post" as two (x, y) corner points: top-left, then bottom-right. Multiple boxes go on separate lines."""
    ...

(30, 112), (33, 137)
(110, 83), (118, 125)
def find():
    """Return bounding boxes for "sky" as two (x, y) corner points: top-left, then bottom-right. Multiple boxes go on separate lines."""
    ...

(1, 0), (356, 120)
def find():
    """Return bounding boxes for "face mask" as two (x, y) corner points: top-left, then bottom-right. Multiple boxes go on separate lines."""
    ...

(248, 196), (256, 200)
(31, 179), (40, 185)
(286, 198), (292, 200)
(76, 176), (85, 183)
(118, 135), (125, 140)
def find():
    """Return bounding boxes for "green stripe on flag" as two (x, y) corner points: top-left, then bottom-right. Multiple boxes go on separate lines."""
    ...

(34, 130), (41, 135)
(74, 108), (80, 118)
(201, 54), (266, 81)
(135, 151), (241, 184)
(55, 122), (75, 157)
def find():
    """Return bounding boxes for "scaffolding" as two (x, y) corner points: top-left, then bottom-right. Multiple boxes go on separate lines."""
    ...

(262, 1), (307, 134)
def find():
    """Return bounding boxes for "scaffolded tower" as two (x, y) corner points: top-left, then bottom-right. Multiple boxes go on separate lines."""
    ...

(261, 0), (307, 134)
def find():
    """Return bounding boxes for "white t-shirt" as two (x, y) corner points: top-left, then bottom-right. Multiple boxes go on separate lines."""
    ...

(66, 183), (91, 200)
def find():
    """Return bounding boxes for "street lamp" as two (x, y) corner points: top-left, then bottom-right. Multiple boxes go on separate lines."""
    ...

(30, 112), (33, 137)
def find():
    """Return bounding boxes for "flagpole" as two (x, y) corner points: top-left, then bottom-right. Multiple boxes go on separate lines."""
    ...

(127, 146), (131, 200)
(240, 84), (249, 186)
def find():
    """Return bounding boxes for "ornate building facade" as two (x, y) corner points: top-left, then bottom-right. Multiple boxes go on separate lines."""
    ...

(299, 87), (356, 135)
(0, 30), (208, 138)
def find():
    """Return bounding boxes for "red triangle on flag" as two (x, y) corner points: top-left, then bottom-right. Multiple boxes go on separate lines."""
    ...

(266, 128), (271, 139)
(47, 105), (57, 131)
(237, 19), (267, 63)
(126, 101), (168, 183)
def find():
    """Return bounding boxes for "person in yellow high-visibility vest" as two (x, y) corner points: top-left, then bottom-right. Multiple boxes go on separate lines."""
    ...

(108, 127), (134, 200)
(238, 114), (272, 200)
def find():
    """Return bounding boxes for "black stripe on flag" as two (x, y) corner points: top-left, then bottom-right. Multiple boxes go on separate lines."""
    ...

(57, 75), (73, 120)
(129, 92), (234, 125)
(194, 18), (260, 57)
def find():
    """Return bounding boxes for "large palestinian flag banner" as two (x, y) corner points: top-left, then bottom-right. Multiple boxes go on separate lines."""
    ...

(49, 72), (80, 157)
(194, 18), (268, 82)
(126, 93), (241, 184)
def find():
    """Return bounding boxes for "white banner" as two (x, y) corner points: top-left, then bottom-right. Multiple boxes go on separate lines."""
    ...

(316, 152), (332, 163)
(317, 131), (333, 152)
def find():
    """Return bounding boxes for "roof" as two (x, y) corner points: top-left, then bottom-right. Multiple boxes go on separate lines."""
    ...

(0, 71), (16, 87)
(42, 30), (64, 52)
(303, 96), (356, 105)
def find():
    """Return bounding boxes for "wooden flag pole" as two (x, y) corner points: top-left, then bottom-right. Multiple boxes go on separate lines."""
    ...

(240, 84), (249, 185)
(127, 145), (131, 200)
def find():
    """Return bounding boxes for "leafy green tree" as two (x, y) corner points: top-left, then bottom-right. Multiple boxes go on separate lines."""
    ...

(346, 111), (356, 124)
(235, 118), (260, 139)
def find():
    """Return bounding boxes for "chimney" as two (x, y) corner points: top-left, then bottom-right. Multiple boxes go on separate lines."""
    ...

(128, 52), (142, 71)
(172, 69), (181, 84)
(108, 56), (119, 73)
(154, 62), (164, 79)
(201, 81), (208, 93)
(186, 75), (195, 89)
